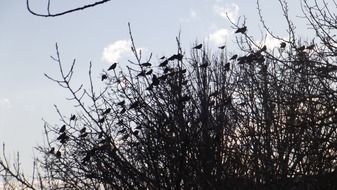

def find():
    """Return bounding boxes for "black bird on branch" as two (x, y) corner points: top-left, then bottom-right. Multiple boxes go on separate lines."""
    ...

(230, 54), (238, 60)
(280, 42), (286, 48)
(152, 74), (159, 86)
(48, 147), (55, 154)
(108, 62), (117, 71)
(160, 56), (165, 59)
(98, 117), (105, 123)
(146, 69), (153, 75)
(55, 151), (61, 158)
(159, 60), (169, 67)
(219, 45), (226, 49)
(102, 108), (111, 115)
(70, 114), (76, 121)
(80, 127), (86, 134)
(141, 62), (152, 67)
(235, 26), (247, 34)
(117, 100), (125, 106)
(193, 44), (203, 50)
(59, 125), (66, 133)
(101, 74), (108, 81)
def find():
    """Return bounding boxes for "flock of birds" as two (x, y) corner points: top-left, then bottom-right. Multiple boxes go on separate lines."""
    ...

(48, 25), (317, 161)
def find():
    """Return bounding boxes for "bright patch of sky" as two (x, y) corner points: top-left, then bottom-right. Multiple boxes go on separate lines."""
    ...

(0, 0), (316, 173)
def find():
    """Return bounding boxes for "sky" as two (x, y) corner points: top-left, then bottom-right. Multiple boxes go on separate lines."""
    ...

(0, 0), (311, 174)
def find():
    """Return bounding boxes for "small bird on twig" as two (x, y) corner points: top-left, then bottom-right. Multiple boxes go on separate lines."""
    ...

(235, 26), (247, 34)
(193, 44), (203, 50)
(108, 62), (117, 71)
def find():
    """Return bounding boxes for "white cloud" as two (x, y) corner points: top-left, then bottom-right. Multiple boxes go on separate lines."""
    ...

(102, 40), (131, 63)
(209, 28), (229, 45)
(0, 98), (11, 109)
(213, 3), (239, 21)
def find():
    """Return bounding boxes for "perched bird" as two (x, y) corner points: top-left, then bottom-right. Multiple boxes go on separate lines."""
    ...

(199, 62), (209, 68)
(160, 56), (166, 59)
(59, 125), (66, 133)
(70, 114), (76, 121)
(141, 62), (152, 67)
(230, 54), (238, 60)
(98, 117), (105, 123)
(101, 74), (108, 81)
(193, 44), (203, 50)
(152, 74), (159, 86)
(80, 127), (86, 134)
(146, 69), (153, 75)
(306, 44), (315, 50)
(235, 26), (247, 34)
(102, 108), (111, 115)
(280, 42), (286, 48)
(168, 54), (183, 61)
(55, 151), (61, 158)
(57, 132), (68, 144)
(159, 60), (169, 67)
(108, 62), (117, 71)
(129, 101), (140, 109)
(117, 100), (125, 106)
(48, 147), (55, 154)
(224, 62), (230, 71)
(137, 70), (146, 77)
(120, 107), (126, 114)
(218, 45), (226, 49)
(261, 45), (267, 52)
(79, 132), (88, 138)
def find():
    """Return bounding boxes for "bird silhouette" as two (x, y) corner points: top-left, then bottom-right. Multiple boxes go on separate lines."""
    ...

(117, 100), (125, 106)
(219, 45), (226, 49)
(280, 42), (286, 48)
(137, 70), (146, 77)
(59, 125), (66, 133)
(146, 69), (153, 75)
(70, 114), (76, 121)
(129, 101), (139, 109)
(224, 62), (230, 71)
(79, 132), (88, 138)
(101, 74), (108, 81)
(98, 117), (105, 123)
(80, 127), (86, 134)
(152, 74), (159, 86)
(55, 151), (61, 158)
(230, 54), (238, 60)
(159, 60), (169, 67)
(120, 107), (126, 114)
(57, 132), (69, 144)
(141, 62), (152, 67)
(261, 45), (267, 52)
(48, 147), (55, 154)
(108, 62), (117, 71)
(199, 62), (209, 68)
(235, 26), (247, 34)
(193, 44), (202, 50)
(102, 108), (111, 115)
(168, 53), (183, 61)
(160, 56), (165, 59)
(306, 44), (315, 50)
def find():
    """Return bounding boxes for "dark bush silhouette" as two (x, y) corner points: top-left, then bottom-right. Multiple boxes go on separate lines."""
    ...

(2, 0), (337, 189)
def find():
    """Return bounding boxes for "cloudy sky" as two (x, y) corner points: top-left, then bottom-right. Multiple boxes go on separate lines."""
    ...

(0, 0), (310, 173)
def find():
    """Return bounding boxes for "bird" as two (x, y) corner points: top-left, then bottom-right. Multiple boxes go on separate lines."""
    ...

(80, 127), (86, 134)
(219, 45), (226, 49)
(59, 125), (66, 133)
(235, 26), (247, 34)
(159, 60), (169, 67)
(55, 151), (61, 158)
(306, 44), (315, 50)
(48, 147), (55, 154)
(280, 42), (286, 48)
(160, 56), (165, 59)
(120, 107), (126, 114)
(129, 101), (140, 109)
(108, 62), (117, 71)
(57, 132), (68, 144)
(224, 62), (230, 71)
(117, 100), (125, 106)
(137, 70), (146, 77)
(230, 54), (238, 60)
(199, 62), (209, 68)
(79, 132), (88, 138)
(168, 53), (183, 61)
(141, 62), (152, 67)
(102, 108), (111, 115)
(193, 44), (202, 50)
(70, 114), (76, 121)
(152, 74), (159, 86)
(98, 117), (105, 123)
(261, 45), (267, 52)
(146, 69), (153, 75)
(101, 74), (108, 81)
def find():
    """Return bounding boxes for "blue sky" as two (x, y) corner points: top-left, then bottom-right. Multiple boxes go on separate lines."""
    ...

(0, 0), (309, 173)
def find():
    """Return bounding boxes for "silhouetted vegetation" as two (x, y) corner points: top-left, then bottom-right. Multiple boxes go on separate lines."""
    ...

(2, 0), (337, 189)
